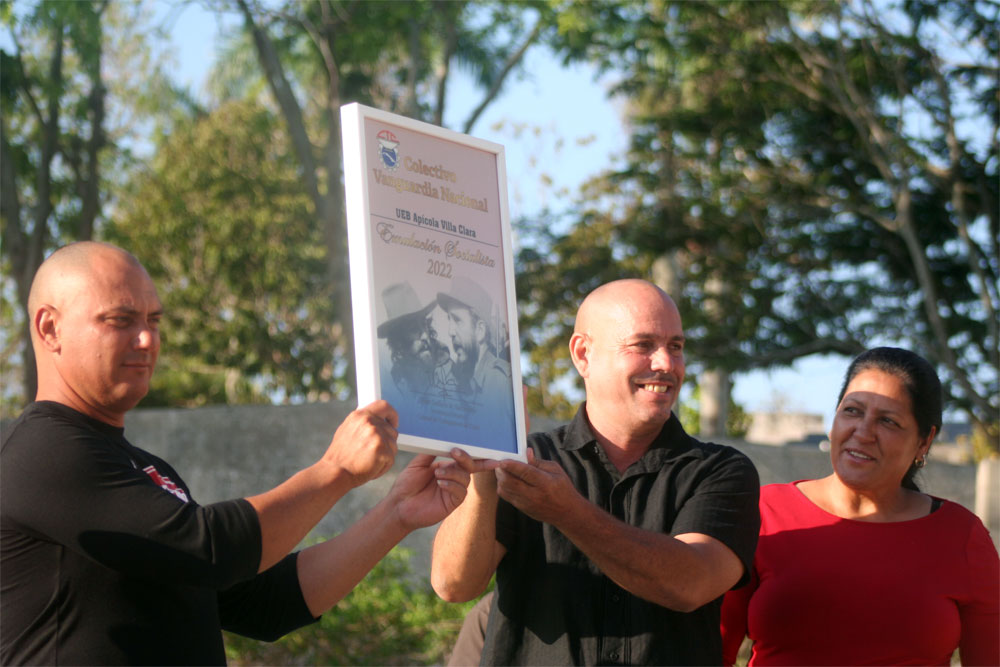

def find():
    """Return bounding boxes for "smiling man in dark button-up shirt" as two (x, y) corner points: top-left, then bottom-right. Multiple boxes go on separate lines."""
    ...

(432, 279), (761, 665)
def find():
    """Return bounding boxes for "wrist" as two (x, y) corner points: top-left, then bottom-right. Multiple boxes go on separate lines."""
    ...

(551, 490), (596, 536)
(471, 469), (498, 495)
(383, 495), (415, 537)
(313, 459), (359, 498)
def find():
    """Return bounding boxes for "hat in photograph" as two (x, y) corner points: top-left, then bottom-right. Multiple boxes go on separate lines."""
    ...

(377, 282), (434, 338)
(437, 277), (493, 322)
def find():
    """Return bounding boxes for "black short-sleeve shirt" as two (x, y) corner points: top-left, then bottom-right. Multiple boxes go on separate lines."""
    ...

(485, 405), (760, 666)
(1, 401), (316, 665)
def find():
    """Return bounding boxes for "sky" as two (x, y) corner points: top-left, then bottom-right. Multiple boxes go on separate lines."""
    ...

(159, 2), (850, 429)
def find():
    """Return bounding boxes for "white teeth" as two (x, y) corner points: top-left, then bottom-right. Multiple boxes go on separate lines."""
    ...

(848, 450), (874, 460)
(644, 384), (668, 393)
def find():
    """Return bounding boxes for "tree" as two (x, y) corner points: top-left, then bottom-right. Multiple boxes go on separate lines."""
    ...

(218, 0), (551, 396)
(523, 0), (997, 447)
(105, 100), (338, 406)
(1, 0), (109, 409)
(0, 0), (178, 416)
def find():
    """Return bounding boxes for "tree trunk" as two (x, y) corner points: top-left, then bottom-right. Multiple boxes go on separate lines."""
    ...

(699, 369), (730, 438)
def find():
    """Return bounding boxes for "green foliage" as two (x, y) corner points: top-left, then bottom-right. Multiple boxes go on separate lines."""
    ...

(105, 99), (339, 407)
(202, 0), (555, 399)
(223, 547), (478, 666)
(0, 0), (187, 410)
(727, 400), (752, 440)
(971, 423), (1000, 464)
(528, 0), (998, 445)
(678, 384), (752, 439)
(2, 0), (551, 410)
(516, 209), (650, 421)
(679, 396), (700, 437)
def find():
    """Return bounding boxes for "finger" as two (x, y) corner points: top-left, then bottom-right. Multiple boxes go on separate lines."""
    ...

(363, 399), (400, 430)
(383, 433), (398, 463)
(440, 480), (468, 509)
(498, 459), (537, 482)
(534, 459), (563, 475)
(377, 448), (397, 477)
(435, 462), (471, 487)
(526, 447), (536, 465)
(495, 467), (533, 492)
(449, 448), (499, 474)
(408, 454), (435, 469)
(494, 471), (530, 506)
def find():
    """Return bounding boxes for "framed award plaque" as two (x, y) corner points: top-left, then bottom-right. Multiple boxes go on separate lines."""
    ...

(341, 103), (526, 461)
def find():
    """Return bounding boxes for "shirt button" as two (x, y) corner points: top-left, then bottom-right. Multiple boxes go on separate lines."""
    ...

(612, 593), (621, 602)
(610, 652), (619, 661)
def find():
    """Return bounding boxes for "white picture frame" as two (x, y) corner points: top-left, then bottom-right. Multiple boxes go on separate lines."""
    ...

(341, 103), (526, 461)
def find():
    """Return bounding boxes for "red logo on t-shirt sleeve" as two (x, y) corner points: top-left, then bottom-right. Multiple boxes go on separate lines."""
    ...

(142, 465), (190, 503)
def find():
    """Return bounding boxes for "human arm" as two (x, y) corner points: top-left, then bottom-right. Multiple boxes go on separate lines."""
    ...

(958, 519), (999, 666)
(430, 449), (505, 603)
(494, 448), (757, 612)
(245, 400), (399, 572)
(720, 568), (757, 665)
(295, 453), (471, 616)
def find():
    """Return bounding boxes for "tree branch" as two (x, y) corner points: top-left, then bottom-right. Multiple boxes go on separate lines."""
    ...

(461, 18), (543, 134)
(432, 0), (462, 126)
(233, 0), (321, 211)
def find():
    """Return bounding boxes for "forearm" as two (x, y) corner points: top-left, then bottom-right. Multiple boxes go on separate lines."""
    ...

(295, 495), (411, 617)
(431, 472), (503, 602)
(246, 462), (356, 572)
(958, 608), (1000, 666)
(555, 497), (739, 612)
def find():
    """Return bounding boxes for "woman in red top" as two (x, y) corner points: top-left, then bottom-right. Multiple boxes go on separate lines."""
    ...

(721, 347), (999, 665)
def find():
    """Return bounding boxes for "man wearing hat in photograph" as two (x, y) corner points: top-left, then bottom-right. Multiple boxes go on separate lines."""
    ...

(437, 277), (513, 421)
(378, 282), (437, 396)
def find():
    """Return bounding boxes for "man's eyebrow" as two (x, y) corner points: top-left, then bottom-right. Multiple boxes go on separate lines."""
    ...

(100, 305), (164, 317)
(100, 306), (138, 316)
(629, 333), (686, 343)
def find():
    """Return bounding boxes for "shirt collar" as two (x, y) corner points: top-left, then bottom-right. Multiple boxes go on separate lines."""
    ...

(558, 403), (691, 460)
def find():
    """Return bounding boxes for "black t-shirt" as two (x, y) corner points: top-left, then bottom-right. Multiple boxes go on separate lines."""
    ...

(0, 401), (316, 665)
(484, 406), (761, 666)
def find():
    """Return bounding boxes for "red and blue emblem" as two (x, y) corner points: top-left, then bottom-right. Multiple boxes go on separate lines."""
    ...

(376, 129), (400, 170)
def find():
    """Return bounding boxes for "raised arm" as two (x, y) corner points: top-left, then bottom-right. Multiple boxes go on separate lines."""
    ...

(245, 400), (399, 572)
(494, 449), (756, 612)
(295, 452), (471, 616)
(430, 449), (505, 603)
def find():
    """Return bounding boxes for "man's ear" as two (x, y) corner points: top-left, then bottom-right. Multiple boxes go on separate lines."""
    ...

(35, 305), (61, 352)
(569, 332), (590, 378)
(475, 318), (487, 345)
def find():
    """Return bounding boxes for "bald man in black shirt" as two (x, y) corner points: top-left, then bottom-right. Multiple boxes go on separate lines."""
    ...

(432, 279), (760, 665)
(1, 241), (473, 664)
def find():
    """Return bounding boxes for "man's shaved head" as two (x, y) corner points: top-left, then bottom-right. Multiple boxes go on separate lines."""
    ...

(28, 241), (162, 426)
(28, 242), (148, 336)
(574, 279), (676, 337)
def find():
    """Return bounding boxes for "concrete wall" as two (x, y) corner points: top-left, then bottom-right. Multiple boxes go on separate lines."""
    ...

(118, 402), (995, 574)
(744, 412), (827, 446)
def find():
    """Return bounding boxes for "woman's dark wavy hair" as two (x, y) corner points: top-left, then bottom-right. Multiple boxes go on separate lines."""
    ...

(835, 347), (943, 491)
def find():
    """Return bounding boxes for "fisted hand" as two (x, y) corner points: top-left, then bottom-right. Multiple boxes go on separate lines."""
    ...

(323, 400), (399, 488)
